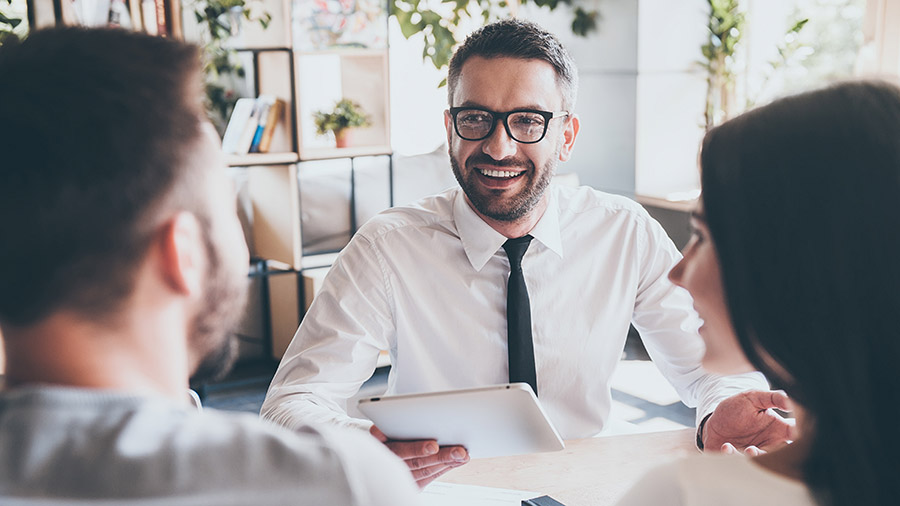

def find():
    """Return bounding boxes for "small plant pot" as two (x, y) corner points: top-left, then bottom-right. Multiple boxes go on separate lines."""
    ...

(334, 129), (351, 148)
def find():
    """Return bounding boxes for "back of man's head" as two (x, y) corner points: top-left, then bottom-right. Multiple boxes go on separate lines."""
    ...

(0, 27), (205, 328)
(447, 18), (579, 110)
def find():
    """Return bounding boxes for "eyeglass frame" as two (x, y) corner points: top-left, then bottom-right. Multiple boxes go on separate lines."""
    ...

(448, 107), (570, 144)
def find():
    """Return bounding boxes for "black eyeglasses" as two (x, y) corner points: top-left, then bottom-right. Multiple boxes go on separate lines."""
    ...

(449, 107), (569, 144)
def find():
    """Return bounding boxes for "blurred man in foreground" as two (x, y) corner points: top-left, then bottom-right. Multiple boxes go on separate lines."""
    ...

(0, 27), (418, 505)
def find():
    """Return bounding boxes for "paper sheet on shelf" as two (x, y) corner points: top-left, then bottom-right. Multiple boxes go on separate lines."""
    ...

(422, 482), (541, 506)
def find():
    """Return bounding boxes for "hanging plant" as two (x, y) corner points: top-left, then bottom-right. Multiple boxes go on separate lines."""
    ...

(391, 0), (602, 73)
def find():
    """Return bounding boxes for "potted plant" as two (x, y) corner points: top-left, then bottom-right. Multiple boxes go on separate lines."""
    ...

(313, 98), (371, 148)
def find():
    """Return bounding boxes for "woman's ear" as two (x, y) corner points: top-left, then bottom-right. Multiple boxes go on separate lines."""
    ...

(157, 212), (205, 296)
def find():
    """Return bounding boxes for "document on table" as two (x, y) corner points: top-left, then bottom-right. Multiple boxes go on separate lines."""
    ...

(422, 482), (541, 506)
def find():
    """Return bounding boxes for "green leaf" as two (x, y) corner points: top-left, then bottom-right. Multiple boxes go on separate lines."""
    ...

(0, 11), (21, 27)
(788, 18), (808, 34)
(571, 7), (597, 37)
(394, 9), (421, 39)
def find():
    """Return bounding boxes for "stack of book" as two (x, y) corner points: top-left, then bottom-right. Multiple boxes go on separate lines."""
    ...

(59, 0), (181, 37)
(221, 96), (286, 155)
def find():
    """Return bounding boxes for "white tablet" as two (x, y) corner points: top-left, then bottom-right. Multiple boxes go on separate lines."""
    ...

(357, 383), (565, 459)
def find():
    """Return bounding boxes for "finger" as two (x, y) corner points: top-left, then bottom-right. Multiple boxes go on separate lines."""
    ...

(369, 425), (387, 442)
(721, 442), (737, 454)
(384, 439), (440, 460)
(768, 390), (793, 412)
(785, 417), (799, 441)
(743, 445), (764, 456)
(405, 446), (469, 470)
(412, 459), (470, 488)
(755, 417), (798, 451)
(412, 464), (454, 486)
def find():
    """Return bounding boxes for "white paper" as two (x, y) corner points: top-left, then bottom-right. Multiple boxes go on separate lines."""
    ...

(421, 482), (541, 506)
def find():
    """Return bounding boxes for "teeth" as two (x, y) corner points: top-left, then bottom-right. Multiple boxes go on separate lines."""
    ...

(479, 168), (521, 178)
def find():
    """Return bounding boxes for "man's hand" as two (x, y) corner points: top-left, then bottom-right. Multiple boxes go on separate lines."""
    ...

(703, 390), (797, 453)
(370, 425), (469, 488)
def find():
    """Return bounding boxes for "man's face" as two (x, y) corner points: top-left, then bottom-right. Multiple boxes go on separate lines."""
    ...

(445, 56), (576, 222)
(187, 126), (250, 383)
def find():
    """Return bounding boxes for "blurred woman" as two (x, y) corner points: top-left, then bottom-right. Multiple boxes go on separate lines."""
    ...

(617, 80), (900, 506)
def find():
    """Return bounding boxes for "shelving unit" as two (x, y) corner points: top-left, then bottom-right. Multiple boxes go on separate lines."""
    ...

(217, 0), (394, 361)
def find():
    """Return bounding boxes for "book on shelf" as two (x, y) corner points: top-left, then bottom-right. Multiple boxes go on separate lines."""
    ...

(153, 0), (167, 36)
(222, 98), (257, 155)
(234, 100), (263, 155)
(257, 98), (285, 153)
(140, 0), (157, 35)
(53, 0), (180, 36)
(248, 98), (273, 153)
(222, 95), (286, 155)
(126, 0), (143, 30)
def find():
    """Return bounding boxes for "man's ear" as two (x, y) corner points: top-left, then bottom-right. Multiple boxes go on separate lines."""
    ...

(558, 114), (580, 162)
(157, 212), (205, 296)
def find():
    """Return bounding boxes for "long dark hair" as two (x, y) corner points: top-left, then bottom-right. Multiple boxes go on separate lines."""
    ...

(700, 81), (900, 505)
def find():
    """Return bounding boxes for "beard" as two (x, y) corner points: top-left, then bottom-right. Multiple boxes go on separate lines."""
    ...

(188, 230), (249, 385)
(451, 148), (557, 222)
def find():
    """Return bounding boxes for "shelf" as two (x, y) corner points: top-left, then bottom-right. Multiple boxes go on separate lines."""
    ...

(227, 152), (300, 167)
(232, 46), (293, 53)
(300, 251), (340, 270)
(299, 145), (392, 161)
(297, 48), (387, 58)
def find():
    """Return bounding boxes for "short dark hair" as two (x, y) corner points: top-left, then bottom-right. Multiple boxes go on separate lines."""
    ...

(0, 27), (206, 327)
(700, 80), (900, 506)
(447, 19), (578, 110)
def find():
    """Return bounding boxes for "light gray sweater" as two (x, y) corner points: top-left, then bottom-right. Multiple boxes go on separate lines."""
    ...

(0, 386), (419, 505)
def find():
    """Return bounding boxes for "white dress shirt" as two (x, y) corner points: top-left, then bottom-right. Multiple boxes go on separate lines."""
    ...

(615, 454), (815, 505)
(261, 185), (767, 439)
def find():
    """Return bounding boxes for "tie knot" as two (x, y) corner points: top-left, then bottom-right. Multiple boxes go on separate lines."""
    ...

(503, 235), (533, 267)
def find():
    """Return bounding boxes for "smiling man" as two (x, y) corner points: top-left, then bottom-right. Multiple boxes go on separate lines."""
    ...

(262, 19), (791, 487)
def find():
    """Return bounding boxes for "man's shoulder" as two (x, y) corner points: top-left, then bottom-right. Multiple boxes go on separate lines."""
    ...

(554, 184), (653, 225)
(355, 187), (459, 242)
(0, 389), (411, 503)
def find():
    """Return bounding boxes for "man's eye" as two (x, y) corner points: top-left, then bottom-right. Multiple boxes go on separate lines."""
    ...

(512, 114), (544, 126)
(460, 113), (491, 124)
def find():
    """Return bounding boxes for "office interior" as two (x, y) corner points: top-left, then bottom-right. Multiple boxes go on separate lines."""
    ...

(1, 0), (898, 502)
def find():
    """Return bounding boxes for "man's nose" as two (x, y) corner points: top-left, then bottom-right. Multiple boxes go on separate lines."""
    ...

(482, 122), (518, 160)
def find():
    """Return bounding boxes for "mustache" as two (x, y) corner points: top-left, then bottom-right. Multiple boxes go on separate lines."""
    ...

(466, 153), (534, 171)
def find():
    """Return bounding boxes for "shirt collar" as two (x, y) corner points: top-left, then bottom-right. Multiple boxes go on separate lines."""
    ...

(453, 186), (565, 272)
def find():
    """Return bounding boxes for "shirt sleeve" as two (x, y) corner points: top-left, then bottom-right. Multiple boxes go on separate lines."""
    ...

(260, 233), (395, 431)
(614, 461), (686, 506)
(321, 426), (422, 506)
(630, 210), (769, 426)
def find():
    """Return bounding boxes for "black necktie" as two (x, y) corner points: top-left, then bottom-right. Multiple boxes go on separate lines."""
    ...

(503, 235), (537, 396)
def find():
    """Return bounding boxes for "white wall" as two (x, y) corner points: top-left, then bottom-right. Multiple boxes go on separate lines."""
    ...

(521, 0), (640, 195)
(634, 0), (707, 200)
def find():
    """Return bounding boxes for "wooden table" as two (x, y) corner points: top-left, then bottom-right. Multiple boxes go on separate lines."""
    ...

(438, 428), (696, 506)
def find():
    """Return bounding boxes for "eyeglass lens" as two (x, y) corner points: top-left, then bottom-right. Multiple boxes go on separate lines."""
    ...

(456, 110), (548, 142)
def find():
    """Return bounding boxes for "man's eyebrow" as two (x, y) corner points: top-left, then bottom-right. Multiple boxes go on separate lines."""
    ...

(455, 101), (488, 109)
